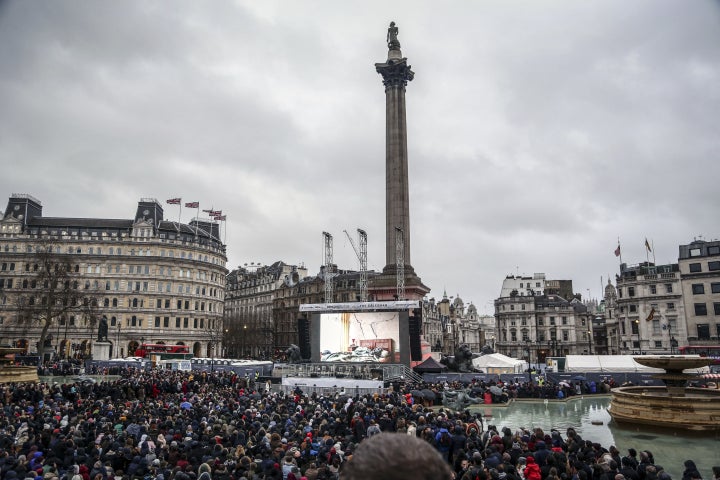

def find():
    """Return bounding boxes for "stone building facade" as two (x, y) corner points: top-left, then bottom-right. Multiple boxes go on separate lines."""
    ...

(678, 239), (720, 344)
(494, 274), (593, 363)
(613, 261), (687, 354)
(0, 194), (227, 360)
(225, 261), (307, 359)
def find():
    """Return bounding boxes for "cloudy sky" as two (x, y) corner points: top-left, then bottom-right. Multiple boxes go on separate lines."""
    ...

(1, 1), (719, 313)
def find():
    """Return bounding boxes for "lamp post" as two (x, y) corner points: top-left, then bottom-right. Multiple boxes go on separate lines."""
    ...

(634, 319), (642, 354)
(116, 323), (121, 359)
(588, 329), (593, 355)
(242, 325), (247, 358)
(524, 338), (532, 383)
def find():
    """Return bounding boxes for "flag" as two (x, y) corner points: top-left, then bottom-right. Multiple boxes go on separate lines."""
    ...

(214, 215), (226, 221)
(211, 210), (222, 216)
(202, 208), (214, 214)
(185, 202), (199, 208)
(645, 238), (652, 252)
(166, 198), (181, 205)
(646, 307), (656, 322)
(614, 245), (621, 257)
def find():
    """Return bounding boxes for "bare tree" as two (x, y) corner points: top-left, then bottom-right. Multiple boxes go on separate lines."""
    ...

(202, 316), (225, 367)
(11, 241), (99, 362)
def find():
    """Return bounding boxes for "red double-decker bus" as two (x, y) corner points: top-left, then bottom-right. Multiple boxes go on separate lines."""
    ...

(678, 345), (720, 363)
(134, 343), (191, 359)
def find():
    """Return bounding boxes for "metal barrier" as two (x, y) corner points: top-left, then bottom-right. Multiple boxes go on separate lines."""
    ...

(280, 363), (422, 384)
(276, 383), (388, 397)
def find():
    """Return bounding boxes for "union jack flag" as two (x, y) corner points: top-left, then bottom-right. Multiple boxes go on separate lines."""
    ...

(185, 202), (199, 208)
(166, 198), (181, 205)
(214, 215), (226, 221)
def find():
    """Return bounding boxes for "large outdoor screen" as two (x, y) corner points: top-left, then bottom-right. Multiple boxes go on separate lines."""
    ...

(319, 311), (400, 363)
(300, 301), (417, 366)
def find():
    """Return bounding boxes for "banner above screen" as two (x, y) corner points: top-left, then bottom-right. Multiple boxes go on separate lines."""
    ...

(299, 300), (419, 313)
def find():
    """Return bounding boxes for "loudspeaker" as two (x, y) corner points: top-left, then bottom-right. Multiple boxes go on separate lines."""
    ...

(297, 317), (311, 360)
(409, 314), (422, 361)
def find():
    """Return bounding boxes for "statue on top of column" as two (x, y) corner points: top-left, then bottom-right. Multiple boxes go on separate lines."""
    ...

(387, 21), (401, 51)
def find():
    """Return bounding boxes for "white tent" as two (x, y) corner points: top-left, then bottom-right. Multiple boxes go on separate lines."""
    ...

(564, 355), (709, 373)
(472, 353), (528, 374)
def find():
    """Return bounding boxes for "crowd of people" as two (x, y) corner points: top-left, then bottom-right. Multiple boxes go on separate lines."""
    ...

(0, 369), (716, 480)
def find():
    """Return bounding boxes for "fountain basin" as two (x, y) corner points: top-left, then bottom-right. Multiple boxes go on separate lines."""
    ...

(609, 386), (720, 431)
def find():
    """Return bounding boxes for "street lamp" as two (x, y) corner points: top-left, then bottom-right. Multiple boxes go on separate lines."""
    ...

(588, 329), (593, 355)
(524, 338), (532, 383)
(634, 319), (642, 354)
(242, 325), (247, 358)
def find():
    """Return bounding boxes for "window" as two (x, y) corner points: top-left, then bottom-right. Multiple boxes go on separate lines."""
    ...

(714, 303), (720, 315)
(709, 261), (720, 271)
(176, 318), (180, 328)
(690, 248), (701, 257)
(694, 303), (707, 316)
(665, 284), (673, 293)
(164, 317), (169, 327)
(155, 317), (160, 328)
(708, 246), (720, 255)
(689, 263), (702, 273)
(712, 283), (720, 294)
(652, 319), (661, 335)
(629, 305), (637, 313)
(183, 318), (189, 328)
(550, 316), (556, 325)
(654, 341), (662, 348)
(692, 284), (705, 294)
(628, 287), (635, 297)
(650, 285), (657, 294)
(667, 302), (675, 310)
(562, 316), (567, 325)
(697, 324), (710, 340)
(538, 318), (544, 326)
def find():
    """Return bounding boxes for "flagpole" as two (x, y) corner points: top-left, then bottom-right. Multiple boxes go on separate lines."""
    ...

(179, 202), (182, 226)
(195, 204), (200, 237)
(223, 218), (227, 245)
(651, 239), (656, 264)
(618, 237), (623, 265)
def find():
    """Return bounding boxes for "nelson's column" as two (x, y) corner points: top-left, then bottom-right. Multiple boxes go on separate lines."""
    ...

(372, 22), (429, 301)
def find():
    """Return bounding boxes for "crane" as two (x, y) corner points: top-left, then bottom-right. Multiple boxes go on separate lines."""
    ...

(344, 228), (368, 302)
(322, 231), (334, 303)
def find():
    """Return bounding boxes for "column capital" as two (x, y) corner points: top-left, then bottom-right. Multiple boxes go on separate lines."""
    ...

(375, 58), (414, 88)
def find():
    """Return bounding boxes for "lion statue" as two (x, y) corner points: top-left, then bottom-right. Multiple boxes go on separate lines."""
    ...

(286, 344), (302, 364)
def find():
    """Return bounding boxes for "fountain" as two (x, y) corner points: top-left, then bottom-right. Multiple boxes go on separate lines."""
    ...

(608, 355), (720, 431)
(0, 347), (39, 384)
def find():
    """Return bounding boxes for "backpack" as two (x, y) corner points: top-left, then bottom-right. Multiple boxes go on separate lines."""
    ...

(439, 430), (452, 447)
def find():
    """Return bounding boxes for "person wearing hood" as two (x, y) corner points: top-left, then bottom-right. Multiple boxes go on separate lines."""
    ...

(682, 461), (702, 480)
(533, 441), (550, 467)
(524, 456), (541, 480)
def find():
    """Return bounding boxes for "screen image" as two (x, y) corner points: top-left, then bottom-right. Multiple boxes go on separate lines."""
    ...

(319, 311), (400, 362)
